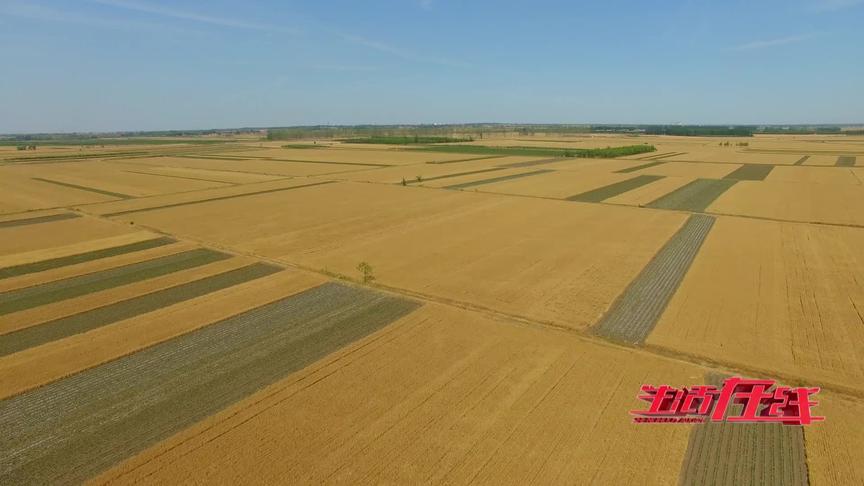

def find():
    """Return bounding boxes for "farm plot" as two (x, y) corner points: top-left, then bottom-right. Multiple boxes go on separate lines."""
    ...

(708, 180), (864, 226)
(646, 217), (864, 393)
(0, 282), (419, 484)
(629, 161), (740, 179)
(0, 211), (78, 228)
(765, 166), (861, 185)
(125, 156), (373, 177)
(802, 155), (842, 166)
(208, 147), (485, 165)
(94, 303), (702, 486)
(111, 181), (688, 329)
(836, 156), (857, 167)
(111, 163), (300, 184)
(678, 374), (808, 486)
(0, 236), (176, 281)
(0, 213), (140, 255)
(666, 151), (799, 165)
(603, 176), (695, 206)
(593, 214), (715, 343)
(4, 161), (225, 197)
(85, 178), (334, 217)
(0, 259), (277, 355)
(0, 248), (230, 317)
(646, 178), (738, 212)
(448, 169), (641, 199)
(723, 163), (774, 181)
(0, 172), (116, 213)
(805, 394), (864, 484)
(334, 157), (537, 184)
(0, 270), (325, 399)
(567, 175), (663, 202)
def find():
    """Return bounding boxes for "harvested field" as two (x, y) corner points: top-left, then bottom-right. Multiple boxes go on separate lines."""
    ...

(111, 181), (687, 329)
(0, 248), (230, 316)
(443, 169), (552, 190)
(94, 304), (701, 485)
(678, 374), (808, 486)
(723, 163), (774, 181)
(0, 237), (175, 280)
(0, 249), (238, 332)
(603, 176), (695, 206)
(0, 270), (326, 399)
(647, 217), (864, 393)
(0, 262), (280, 356)
(647, 178), (737, 212)
(616, 160), (667, 173)
(0, 212), (78, 229)
(567, 174), (664, 202)
(593, 214), (714, 343)
(0, 282), (419, 484)
(836, 155), (856, 167)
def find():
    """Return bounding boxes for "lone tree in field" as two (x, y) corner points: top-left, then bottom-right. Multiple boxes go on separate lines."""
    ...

(357, 261), (375, 284)
(415, 175), (423, 182)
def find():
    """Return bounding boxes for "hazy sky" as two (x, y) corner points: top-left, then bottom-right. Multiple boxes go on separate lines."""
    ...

(1, 0), (862, 133)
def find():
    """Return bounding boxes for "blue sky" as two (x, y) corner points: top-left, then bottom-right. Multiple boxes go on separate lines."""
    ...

(1, 0), (862, 133)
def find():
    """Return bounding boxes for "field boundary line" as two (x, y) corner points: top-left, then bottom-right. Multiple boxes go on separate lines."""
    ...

(31, 177), (132, 199)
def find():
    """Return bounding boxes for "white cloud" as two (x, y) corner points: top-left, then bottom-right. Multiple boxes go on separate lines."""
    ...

(90, 0), (296, 33)
(807, 0), (863, 12)
(733, 33), (816, 50)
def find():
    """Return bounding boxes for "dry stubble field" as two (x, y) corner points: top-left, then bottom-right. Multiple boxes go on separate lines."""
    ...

(0, 133), (863, 485)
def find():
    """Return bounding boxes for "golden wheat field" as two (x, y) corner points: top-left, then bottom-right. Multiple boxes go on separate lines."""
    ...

(1, 133), (862, 485)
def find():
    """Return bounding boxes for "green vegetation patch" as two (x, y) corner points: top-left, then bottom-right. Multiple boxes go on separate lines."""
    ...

(0, 212), (79, 229)
(281, 144), (323, 149)
(413, 144), (656, 159)
(723, 164), (774, 181)
(646, 178), (737, 212)
(0, 248), (230, 316)
(340, 136), (474, 144)
(0, 282), (420, 484)
(0, 237), (175, 280)
(0, 263), (281, 357)
(32, 178), (131, 199)
(836, 156), (856, 167)
(567, 175), (664, 203)
(444, 169), (553, 190)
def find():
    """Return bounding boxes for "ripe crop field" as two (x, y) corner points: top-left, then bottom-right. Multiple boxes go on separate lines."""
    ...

(0, 135), (861, 484)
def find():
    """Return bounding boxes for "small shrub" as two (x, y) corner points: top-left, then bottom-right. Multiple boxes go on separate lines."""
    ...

(357, 261), (375, 283)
